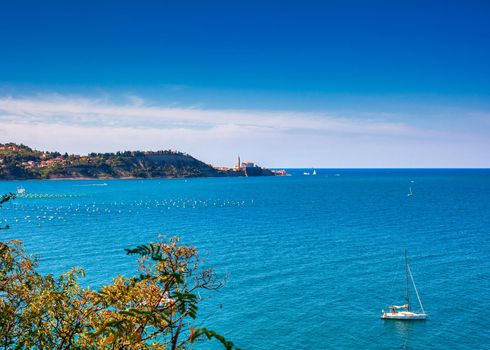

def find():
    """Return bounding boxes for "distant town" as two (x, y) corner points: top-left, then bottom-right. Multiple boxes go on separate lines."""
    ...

(212, 155), (287, 176)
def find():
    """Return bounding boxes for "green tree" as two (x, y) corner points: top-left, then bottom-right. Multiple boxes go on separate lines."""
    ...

(0, 195), (239, 349)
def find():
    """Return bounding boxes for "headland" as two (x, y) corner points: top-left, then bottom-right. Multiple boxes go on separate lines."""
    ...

(0, 143), (284, 180)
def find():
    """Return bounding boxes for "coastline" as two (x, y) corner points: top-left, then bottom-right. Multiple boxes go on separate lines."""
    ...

(0, 143), (281, 181)
(0, 173), (279, 181)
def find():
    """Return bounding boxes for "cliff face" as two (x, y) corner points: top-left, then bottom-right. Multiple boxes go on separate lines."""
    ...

(0, 143), (274, 180)
(243, 166), (275, 177)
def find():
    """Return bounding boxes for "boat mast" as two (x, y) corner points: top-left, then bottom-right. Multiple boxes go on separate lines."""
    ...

(405, 249), (410, 310)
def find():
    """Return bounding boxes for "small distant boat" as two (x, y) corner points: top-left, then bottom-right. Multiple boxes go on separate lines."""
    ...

(16, 186), (26, 194)
(303, 172), (311, 176)
(407, 187), (413, 197)
(312, 169), (317, 176)
(381, 250), (427, 320)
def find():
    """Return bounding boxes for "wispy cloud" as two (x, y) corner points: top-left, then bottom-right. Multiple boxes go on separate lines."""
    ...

(0, 93), (418, 135)
(0, 93), (488, 167)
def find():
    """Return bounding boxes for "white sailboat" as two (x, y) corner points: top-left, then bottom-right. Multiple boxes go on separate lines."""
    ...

(407, 187), (413, 197)
(312, 169), (317, 176)
(381, 250), (427, 320)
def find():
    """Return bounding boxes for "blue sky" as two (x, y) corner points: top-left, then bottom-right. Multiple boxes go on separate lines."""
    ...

(0, 0), (489, 167)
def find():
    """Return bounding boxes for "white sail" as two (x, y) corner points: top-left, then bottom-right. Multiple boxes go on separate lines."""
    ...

(408, 264), (425, 314)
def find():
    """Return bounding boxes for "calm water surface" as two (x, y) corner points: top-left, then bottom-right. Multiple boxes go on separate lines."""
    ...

(1, 169), (489, 349)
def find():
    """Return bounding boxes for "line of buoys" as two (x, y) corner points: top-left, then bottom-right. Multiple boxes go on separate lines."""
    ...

(16, 193), (80, 199)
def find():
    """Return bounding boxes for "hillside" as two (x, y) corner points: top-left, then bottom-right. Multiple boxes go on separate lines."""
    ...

(0, 143), (275, 180)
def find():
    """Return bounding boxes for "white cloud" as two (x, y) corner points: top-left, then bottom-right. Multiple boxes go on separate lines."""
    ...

(0, 94), (419, 134)
(0, 93), (488, 167)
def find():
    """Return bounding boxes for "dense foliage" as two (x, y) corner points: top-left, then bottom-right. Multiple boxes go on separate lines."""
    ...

(0, 143), (226, 179)
(0, 194), (240, 349)
(0, 143), (274, 180)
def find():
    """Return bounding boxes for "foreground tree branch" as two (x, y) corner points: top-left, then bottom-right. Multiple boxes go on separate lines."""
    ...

(0, 194), (240, 349)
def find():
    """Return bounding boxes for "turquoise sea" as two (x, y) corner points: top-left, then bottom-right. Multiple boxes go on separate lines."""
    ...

(1, 169), (489, 349)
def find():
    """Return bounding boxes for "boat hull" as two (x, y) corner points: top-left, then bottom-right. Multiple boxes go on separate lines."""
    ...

(381, 312), (427, 320)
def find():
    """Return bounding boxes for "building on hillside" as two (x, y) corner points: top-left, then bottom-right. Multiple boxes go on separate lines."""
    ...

(234, 155), (256, 170)
(234, 155), (241, 170)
